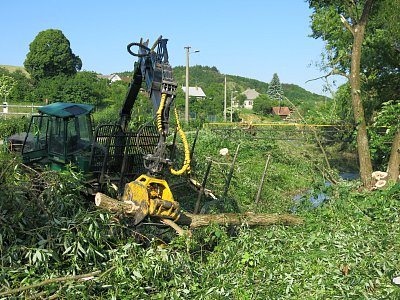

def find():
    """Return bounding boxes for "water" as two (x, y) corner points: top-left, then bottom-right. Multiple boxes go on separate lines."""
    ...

(292, 172), (359, 210)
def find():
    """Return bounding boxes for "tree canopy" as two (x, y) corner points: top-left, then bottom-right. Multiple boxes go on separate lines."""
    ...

(24, 29), (82, 81)
(309, 0), (400, 121)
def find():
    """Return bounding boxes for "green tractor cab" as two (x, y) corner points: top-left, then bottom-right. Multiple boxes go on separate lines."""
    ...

(22, 102), (94, 172)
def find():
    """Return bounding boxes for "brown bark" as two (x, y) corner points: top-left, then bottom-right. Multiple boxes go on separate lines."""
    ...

(95, 192), (139, 213)
(95, 193), (303, 228)
(387, 128), (400, 182)
(179, 212), (303, 228)
(346, 0), (375, 188)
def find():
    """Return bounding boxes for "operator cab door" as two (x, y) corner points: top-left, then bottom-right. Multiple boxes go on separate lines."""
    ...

(22, 115), (49, 163)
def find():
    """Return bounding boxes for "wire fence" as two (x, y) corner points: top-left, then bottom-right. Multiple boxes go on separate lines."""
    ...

(204, 122), (389, 142)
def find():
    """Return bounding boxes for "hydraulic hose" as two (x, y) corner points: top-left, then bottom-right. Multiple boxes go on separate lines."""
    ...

(170, 108), (191, 176)
(156, 93), (167, 132)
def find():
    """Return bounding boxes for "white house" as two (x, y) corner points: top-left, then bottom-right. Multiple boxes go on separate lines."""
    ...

(242, 88), (260, 109)
(182, 86), (206, 100)
(97, 74), (129, 83)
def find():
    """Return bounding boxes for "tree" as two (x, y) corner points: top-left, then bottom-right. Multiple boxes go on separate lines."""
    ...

(61, 71), (108, 105)
(307, 0), (400, 187)
(24, 29), (82, 81)
(267, 73), (284, 103)
(0, 76), (16, 102)
(234, 94), (245, 106)
(370, 101), (400, 182)
(253, 94), (278, 115)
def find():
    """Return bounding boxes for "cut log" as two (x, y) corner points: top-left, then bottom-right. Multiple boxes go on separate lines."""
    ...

(94, 192), (303, 228)
(179, 212), (303, 228)
(95, 192), (139, 214)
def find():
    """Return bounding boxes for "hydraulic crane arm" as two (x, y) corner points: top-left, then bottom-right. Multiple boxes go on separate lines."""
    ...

(119, 36), (189, 224)
(119, 37), (176, 133)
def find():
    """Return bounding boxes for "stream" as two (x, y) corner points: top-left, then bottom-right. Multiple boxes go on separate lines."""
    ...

(292, 172), (359, 210)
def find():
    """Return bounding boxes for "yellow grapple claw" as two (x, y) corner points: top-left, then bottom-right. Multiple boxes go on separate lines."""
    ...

(122, 175), (181, 224)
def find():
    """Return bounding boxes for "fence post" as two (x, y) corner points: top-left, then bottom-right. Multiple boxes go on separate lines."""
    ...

(255, 154), (271, 205)
(3, 102), (8, 114)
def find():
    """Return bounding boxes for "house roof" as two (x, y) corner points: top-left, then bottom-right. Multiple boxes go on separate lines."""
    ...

(97, 74), (127, 82)
(38, 102), (94, 118)
(242, 88), (260, 100)
(272, 106), (290, 116)
(182, 86), (206, 97)
(120, 76), (131, 82)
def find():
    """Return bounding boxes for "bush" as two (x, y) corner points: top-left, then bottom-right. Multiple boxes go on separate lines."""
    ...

(0, 117), (28, 140)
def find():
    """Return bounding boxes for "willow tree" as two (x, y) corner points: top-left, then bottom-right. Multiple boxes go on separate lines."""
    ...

(308, 0), (399, 186)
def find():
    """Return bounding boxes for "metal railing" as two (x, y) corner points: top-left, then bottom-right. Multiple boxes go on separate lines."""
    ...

(1, 103), (43, 117)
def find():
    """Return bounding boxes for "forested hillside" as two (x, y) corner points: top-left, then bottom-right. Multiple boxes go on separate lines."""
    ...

(172, 65), (327, 107)
(1, 62), (327, 121)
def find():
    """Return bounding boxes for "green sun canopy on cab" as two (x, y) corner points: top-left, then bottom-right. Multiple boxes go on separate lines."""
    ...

(38, 102), (94, 118)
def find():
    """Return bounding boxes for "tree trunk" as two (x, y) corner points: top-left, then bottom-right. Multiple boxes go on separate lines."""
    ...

(94, 193), (303, 228)
(347, 2), (374, 188)
(387, 128), (400, 182)
(179, 212), (303, 228)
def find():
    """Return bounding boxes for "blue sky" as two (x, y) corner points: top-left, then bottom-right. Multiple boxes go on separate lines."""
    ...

(1, 0), (344, 95)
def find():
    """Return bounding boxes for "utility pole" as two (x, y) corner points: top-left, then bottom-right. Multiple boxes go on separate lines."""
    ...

(184, 46), (190, 123)
(184, 46), (199, 123)
(230, 90), (237, 122)
(224, 75), (227, 122)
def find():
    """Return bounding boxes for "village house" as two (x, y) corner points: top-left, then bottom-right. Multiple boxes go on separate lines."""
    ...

(271, 106), (291, 118)
(241, 88), (260, 109)
(182, 86), (206, 100)
(96, 74), (131, 83)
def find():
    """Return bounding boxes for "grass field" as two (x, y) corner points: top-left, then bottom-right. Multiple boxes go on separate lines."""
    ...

(0, 64), (30, 77)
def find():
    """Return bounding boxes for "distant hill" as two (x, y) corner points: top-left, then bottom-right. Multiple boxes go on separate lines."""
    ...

(2, 64), (326, 113)
(0, 65), (30, 77)
(171, 65), (328, 109)
(116, 65), (328, 117)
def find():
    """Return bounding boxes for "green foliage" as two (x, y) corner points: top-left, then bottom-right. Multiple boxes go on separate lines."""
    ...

(0, 75), (16, 101)
(283, 83), (328, 116)
(31, 72), (109, 105)
(252, 94), (277, 115)
(308, 0), (400, 123)
(93, 86), (155, 129)
(0, 67), (34, 102)
(172, 66), (327, 119)
(0, 117), (28, 140)
(60, 72), (108, 105)
(369, 100), (400, 168)
(236, 94), (246, 106)
(185, 129), (325, 213)
(24, 29), (82, 81)
(1, 129), (399, 298)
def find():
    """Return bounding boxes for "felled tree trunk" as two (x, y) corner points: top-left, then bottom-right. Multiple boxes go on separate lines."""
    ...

(94, 193), (303, 228)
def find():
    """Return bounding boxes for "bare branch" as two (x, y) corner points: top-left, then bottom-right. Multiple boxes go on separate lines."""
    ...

(0, 270), (102, 297)
(340, 14), (355, 35)
(305, 69), (348, 84)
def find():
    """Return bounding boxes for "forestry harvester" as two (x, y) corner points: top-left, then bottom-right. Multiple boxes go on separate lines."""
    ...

(17, 36), (191, 225)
